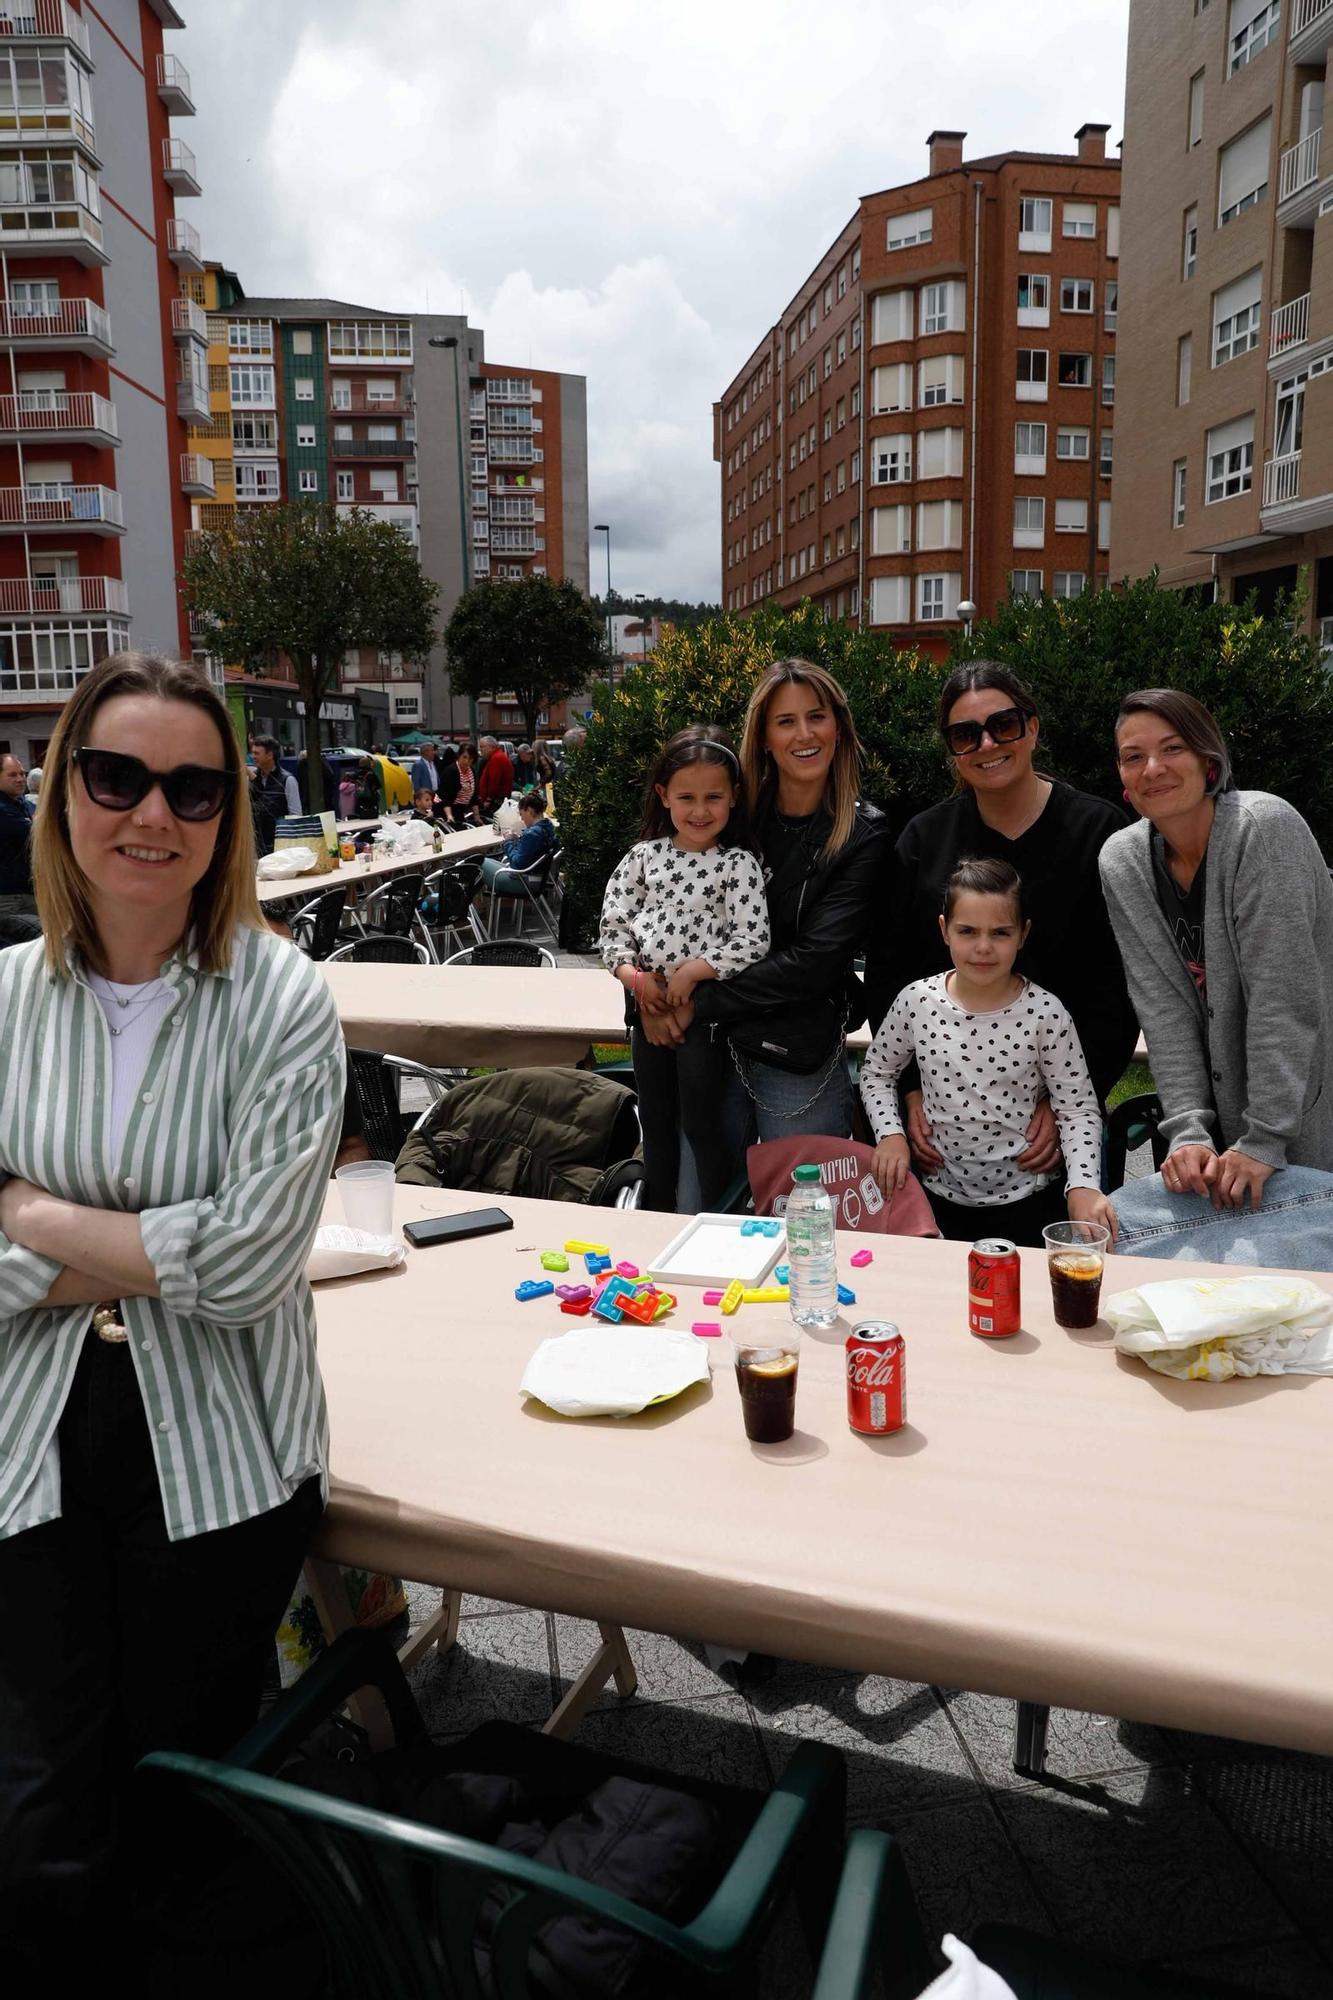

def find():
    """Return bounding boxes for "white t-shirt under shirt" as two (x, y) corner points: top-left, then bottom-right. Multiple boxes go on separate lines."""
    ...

(598, 838), (770, 979)
(860, 973), (1102, 1206)
(88, 973), (174, 1154)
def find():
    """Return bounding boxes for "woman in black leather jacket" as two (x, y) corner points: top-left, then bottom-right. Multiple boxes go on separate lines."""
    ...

(662, 659), (887, 1140)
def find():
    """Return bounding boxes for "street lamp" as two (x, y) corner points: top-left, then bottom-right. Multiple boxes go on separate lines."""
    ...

(593, 521), (613, 678)
(428, 333), (477, 739)
(957, 598), (977, 642)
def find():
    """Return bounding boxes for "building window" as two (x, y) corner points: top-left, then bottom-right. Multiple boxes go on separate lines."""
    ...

(871, 436), (911, 484)
(837, 331), (847, 365)
(1010, 570), (1043, 598)
(296, 424), (316, 448)
(292, 329), (313, 356)
(837, 263), (848, 298)
(1058, 351), (1092, 387)
(917, 499), (962, 549)
(1098, 499), (1112, 551)
(1102, 355), (1116, 404)
(1056, 426), (1091, 459)
(234, 462), (280, 502)
(1188, 69), (1205, 148)
(228, 320), (274, 356)
(1212, 265), (1262, 364)
(919, 354), (963, 406)
(1178, 332), (1193, 404)
(1060, 277), (1094, 313)
(230, 363), (276, 407)
(1205, 414), (1255, 500)
(1228, 0), (1280, 74)
(1052, 571), (1086, 599)
(917, 428), (963, 479)
(823, 344), (833, 380)
(1100, 430), (1114, 477)
(1017, 349), (1049, 400)
(1055, 498), (1089, 532)
(1218, 115), (1271, 224)
(823, 282), (832, 312)
(921, 281), (963, 334)
(1019, 196), (1053, 250)
(1183, 205), (1198, 280)
(1013, 495), (1046, 546)
(851, 448), (861, 482)
(1173, 459), (1188, 526)
(336, 471), (354, 501)
(918, 573), (959, 622)
(1017, 273), (1050, 325)
(1107, 206), (1120, 257)
(1062, 202), (1097, 238)
(1104, 280), (1118, 331)
(298, 469), (317, 494)
(1014, 421), (1047, 472)
(888, 206), (933, 250)
(870, 575), (911, 624)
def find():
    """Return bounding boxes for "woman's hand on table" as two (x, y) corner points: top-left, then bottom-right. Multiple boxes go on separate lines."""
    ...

(1212, 1149), (1275, 1211)
(903, 1091), (943, 1172)
(1161, 1144), (1219, 1200)
(1016, 1098), (1062, 1175)
(1067, 1185), (1118, 1245)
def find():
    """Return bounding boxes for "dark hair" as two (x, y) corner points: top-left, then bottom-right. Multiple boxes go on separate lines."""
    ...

(942, 856), (1025, 925)
(640, 725), (748, 844)
(251, 733), (281, 759)
(519, 788), (547, 816)
(1115, 688), (1234, 795)
(936, 660), (1038, 737)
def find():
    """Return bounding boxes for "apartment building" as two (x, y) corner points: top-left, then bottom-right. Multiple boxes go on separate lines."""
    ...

(1114, 0), (1333, 646)
(0, 0), (203, 768)
(715, 128), (1120, 653)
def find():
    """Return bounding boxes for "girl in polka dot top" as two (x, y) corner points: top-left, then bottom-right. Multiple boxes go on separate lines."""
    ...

(600, 726), (769, 1211)
(860, 856), (1118, 1247)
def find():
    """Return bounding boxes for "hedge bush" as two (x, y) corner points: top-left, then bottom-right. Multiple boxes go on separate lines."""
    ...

(559, 578), (1333, 939)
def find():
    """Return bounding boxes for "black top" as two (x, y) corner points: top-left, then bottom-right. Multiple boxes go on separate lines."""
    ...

(865, 780), (1138, 1107)
(0, 792), (32, 896)
(1150, 829), (1207, 996)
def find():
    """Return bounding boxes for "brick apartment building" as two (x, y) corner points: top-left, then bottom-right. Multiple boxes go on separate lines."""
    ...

(0, 0), (205, 770)
(715, 128), (1121, 653)
(1114, 0), (1333, 649)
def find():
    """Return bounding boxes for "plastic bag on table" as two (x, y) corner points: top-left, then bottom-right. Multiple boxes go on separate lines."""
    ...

(1106, 1273), (1333, 1380)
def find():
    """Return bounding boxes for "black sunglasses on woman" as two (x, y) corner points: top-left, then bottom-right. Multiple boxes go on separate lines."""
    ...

(74, 745), (229, 822)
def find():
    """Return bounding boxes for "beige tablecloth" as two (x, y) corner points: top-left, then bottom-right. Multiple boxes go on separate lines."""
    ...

(258, 825), (500, 907)
(312, 1186), (1333, 1754)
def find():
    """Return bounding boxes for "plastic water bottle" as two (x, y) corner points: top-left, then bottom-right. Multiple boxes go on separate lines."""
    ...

(786, 1164), (838, 1329)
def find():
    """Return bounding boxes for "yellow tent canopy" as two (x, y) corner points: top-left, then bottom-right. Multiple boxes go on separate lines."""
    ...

(375, 755), (413, 810)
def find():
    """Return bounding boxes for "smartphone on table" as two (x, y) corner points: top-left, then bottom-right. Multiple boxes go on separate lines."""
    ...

(402, 1208), (513, 1249)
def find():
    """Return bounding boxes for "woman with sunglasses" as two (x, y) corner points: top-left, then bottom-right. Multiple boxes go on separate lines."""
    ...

(0, 652), (344, 1968)
(1101, 688), (1333, 1211)
(866, 661), (1136, 1178)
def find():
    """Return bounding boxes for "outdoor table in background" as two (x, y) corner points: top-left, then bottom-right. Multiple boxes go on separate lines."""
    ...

(257, 823), (501, 907)
(311, 1185), (1333, 1757)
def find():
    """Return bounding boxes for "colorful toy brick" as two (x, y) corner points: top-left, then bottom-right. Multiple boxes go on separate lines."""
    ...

(837, 1284), (857, 1306)
(592, 1294), (625, 1323)
(560, 1296), (592, 1316)
(515, 1279), (554, 1303)
(774, 1264), (789, 1285)
(849, 1249), (873, 1268)
(652, 1295), (676, 1321)
(740, 1218), (762, 1237)
(584, 1252), (612, 1275)
(742, 1286), (790, 1304)
(540, 1251), (570, 1272)
(692, 1321), (722, 1338)
(618, 1291), (660, 1326)
(615, 1261), (640, 1279)
(565, 1238), (610, 1256)
(720, 1279), (745, 1316)
(702, 1289), (723, 1306)
(555, 1283), (591, 1303)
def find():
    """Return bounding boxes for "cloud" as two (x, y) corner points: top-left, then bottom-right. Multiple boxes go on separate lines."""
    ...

(180, 0), (1131, 600)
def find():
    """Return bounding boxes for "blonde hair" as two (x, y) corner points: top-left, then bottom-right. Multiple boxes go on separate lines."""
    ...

(739, 657), (862, 858)
(33, 650), (262, 977)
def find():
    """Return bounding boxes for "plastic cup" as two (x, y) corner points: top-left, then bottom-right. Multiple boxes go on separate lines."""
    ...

(1042, 1221), (1110, 1329)
(336, 1161), (396, 1239)
(730, 1328), (801, 1443)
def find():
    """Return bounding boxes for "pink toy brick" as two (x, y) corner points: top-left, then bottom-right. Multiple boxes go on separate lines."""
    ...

(702, 1289), (723, 1306)
(615, 1261), (640, 1279)
(691, 1321), (722, 1338)
(850, 1249), (873, 1268)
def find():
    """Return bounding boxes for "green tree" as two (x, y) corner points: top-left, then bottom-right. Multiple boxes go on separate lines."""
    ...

(182, 503), (438, 812)
(444, 573), (607, 744)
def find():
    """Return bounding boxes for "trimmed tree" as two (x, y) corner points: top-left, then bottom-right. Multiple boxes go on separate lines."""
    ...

(182, 502), (439, 812)
(444, 573), (607, 745)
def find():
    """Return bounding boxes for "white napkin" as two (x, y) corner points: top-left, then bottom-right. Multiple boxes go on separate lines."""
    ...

(257, 846), (317, 880)
(521, 1326), (710, 1417)
(915, 1936), (1017, 2000)
(1107, 1274), (1333, 1381)
(306, 1224), (405, 1284)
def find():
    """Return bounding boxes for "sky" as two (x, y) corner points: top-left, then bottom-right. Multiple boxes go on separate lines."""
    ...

(179, 0), (1131, 604)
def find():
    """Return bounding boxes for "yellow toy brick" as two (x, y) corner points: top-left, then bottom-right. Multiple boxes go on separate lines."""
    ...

(741, 1286), (790, 1304)
(564, 1239), (610, 1256)
(720, 1279), (745, 1316)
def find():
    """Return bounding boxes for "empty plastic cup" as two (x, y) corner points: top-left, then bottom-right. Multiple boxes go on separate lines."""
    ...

(335, 1161), (396, 1238)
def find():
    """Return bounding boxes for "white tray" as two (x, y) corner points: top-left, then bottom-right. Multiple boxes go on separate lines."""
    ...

(647, 1213), (786, 1290)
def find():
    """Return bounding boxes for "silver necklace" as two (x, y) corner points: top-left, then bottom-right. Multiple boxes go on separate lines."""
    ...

(92, 974), (163, 1037)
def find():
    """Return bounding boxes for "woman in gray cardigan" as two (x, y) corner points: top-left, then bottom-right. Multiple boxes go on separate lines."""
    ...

(1100, 688), (1333, 1212)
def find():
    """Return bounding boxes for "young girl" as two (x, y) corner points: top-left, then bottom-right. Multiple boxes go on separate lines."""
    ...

(600, 726), (770, 1211)
(860, 856), (1117, 1246)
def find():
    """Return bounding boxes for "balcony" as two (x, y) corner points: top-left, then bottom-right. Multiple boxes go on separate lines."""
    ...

(162, 137), (200, 196)
(0, 484), (123, 535)
(1270, 293), (1311, 364)
(1263, 450), (1302, 509)
(175, 366), (209, 423)
(1261, 448), (1333, 530)
(156, 53), (194, 115)
(0, 1), (90, 58)
(1277, 127), (1330, 227)
(0, 98), (96, 156)
(326, 321), (413, 366)
(180, 454), (215, 497)
(0, 295), (111, 355)
(0, 391), (117, 443)
(1291, 0), (1333, 64)
(329, 393), (411, 418)
(0, 197), (106, 263)
(329, 436), (415, 459)
(171, 295), (207, 345)
(0, 575), (128, 616)
(166, 216), (202, 271)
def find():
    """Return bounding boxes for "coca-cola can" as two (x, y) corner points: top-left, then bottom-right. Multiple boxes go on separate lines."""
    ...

(968, 1237), (1021, 1339)
(846, 1321), (905, 1433)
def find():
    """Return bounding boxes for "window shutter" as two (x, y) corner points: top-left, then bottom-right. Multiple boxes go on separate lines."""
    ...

(1218, 117), (1272, 214)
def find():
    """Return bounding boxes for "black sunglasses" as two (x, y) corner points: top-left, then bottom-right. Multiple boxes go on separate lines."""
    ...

(942, 706), (1030, 757)
(74, 746), (230, 823)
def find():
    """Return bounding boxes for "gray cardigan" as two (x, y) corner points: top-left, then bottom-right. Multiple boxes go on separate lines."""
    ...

(1099, 790), (1333, 1170)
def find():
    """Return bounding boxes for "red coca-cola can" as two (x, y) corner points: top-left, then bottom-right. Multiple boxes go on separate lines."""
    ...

(846, 1321), (906, 1433)
(968, 1237), (1021, 1338)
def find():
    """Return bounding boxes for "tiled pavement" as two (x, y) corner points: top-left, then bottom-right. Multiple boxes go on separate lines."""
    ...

(402, 1586), (1333, 1997)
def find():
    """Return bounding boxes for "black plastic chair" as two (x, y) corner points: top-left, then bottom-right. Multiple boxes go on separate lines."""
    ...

(358, 871), (439, 961)
(422, 863), (485, 959)
(288, 886), (349, 962)
(0, 910), (42, 949)
(443, 941), (556, 969)
(345, 1048), (415, 1162)
(325, 933), (430, 966)
(1106, 1090), (1168, 1191)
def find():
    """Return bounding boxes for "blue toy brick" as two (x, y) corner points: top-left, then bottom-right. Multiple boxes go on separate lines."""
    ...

(740, 1218), (760, 1236)
(775, 1263), (790, 1284)
(592, 1294), (625, 1323)
(584, 1252), (612, 1275)
(760, 1218), (781, 1237)
(837, 1284), (856, 1307)
(515, 1279), (554, 1303)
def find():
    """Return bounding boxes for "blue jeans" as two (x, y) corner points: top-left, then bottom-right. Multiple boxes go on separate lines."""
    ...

(480, 856), (523, 894)
(1110, 1165), (1333, 1268)
(735, 1051), (857, 1144)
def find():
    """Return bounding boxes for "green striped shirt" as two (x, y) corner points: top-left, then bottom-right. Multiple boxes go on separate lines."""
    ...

(0, 925), (345, 1543)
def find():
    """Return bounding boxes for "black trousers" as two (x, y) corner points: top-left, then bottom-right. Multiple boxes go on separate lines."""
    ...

(927, 1179), (1069, 1249)
(632, 1018), (738, 1212)
(0, 1328), (323, 1973)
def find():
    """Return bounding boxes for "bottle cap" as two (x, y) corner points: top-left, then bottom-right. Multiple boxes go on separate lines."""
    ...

(793, 1164), (821, 1183)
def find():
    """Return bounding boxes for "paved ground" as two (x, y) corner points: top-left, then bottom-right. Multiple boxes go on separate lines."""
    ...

(400, 1586), (1333, 1996)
